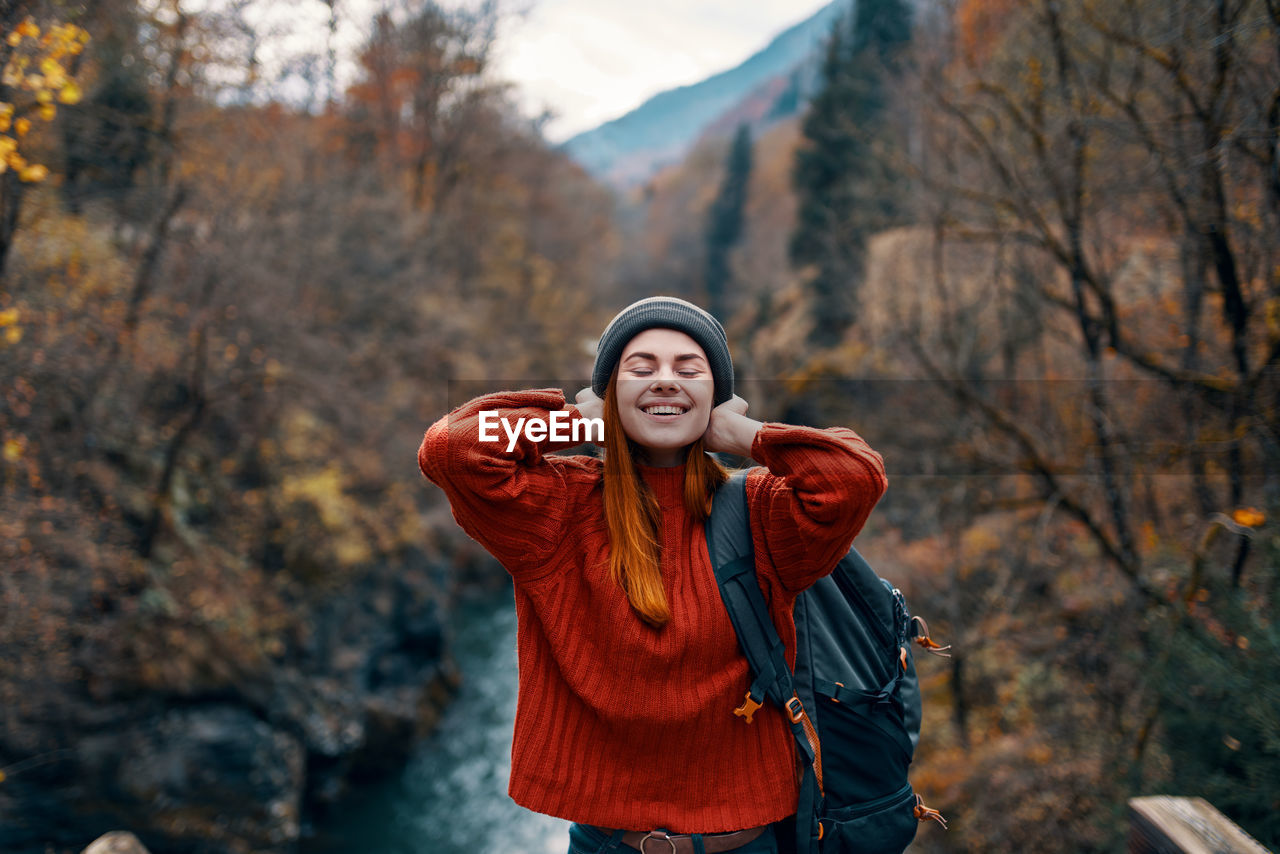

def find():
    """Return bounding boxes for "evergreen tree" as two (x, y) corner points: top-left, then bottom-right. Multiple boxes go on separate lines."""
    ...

(790, 0), (913, 346)
(60, 13), (155, 216)
(703, 124), (753, 323)
(1150, 561), (1280, 847)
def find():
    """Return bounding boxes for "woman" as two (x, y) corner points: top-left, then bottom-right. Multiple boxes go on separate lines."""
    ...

(418, 297), (888, 854)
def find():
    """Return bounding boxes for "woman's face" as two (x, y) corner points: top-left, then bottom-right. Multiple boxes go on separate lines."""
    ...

(614, 328), (715, 467)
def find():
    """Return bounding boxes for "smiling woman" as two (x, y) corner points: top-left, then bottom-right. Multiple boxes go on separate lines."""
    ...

(417, 295), (889, 854)
(612, 328), (718, 465)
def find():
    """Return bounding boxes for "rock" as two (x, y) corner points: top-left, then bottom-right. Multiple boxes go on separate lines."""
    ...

(81, 831), (151, 854)
(75, 705), (304, 853)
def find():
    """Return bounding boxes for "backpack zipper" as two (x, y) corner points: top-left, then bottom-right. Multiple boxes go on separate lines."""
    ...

(827, 782), (915, 821)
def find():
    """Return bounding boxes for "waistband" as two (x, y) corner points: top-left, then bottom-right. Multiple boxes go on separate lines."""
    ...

(590, 824), (769, 854)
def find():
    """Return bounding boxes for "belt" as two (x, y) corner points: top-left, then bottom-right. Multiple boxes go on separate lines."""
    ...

(618, 826), (766, 853)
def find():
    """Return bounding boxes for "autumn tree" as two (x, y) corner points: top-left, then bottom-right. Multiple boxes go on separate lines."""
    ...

(0, 7), (88, 274)
(0, 1), (616, 848)
(344, 4), (492, 213)
(860, 0), (1280, 847)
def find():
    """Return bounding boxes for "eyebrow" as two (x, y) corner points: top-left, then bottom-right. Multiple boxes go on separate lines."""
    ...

(621, 352), (707, 363)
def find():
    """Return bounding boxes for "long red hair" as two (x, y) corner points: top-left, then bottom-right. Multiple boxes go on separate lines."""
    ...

(602, 368), (728, 627)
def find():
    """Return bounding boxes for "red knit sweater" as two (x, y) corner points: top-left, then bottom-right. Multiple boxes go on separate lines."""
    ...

(417, 389), (888, 833)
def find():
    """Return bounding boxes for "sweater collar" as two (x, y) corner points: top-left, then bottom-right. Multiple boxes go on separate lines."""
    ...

(635, 461), (686, 508)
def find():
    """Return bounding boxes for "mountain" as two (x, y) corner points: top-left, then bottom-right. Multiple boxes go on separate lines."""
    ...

(560, 2), (845, 188)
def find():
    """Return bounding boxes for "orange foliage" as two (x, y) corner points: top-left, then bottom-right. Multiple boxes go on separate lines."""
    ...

(955, 0), (1026, 67)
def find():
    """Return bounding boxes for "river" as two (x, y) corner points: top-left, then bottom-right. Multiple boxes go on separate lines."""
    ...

(300, 589), (569, 854)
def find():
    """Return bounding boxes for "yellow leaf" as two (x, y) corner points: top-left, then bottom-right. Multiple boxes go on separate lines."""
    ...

(17, 19), (40, 39)
(15, 118), (30, 137)
(37, 103), (54, 121)
(58, 81), (81, 105)
(35, 89), (52, 105)
(0, 308), (18, 326)
(4, 326), (20, 344)
(6, 151), (26, 170)
(19, 163), (47, 182)
(0, 103), (11, 119)
(1265, 298), (1280, 341)
(6, 32), (20, 47)
(1232, 507), (1265, 528)
(2, 438), (22, 461)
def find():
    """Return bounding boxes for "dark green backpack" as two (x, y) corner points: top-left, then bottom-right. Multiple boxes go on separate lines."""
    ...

(707, 470), (948, 854)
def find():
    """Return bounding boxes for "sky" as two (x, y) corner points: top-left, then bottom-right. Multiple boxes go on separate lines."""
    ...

(479, 0), (836, 142)
(219, 0), (837, 142)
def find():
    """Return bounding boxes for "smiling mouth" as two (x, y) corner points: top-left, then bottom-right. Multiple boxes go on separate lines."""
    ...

(642, 404), (688, 416)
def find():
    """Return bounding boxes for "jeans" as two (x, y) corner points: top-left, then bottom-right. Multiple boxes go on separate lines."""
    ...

(566, 822), (780, 854)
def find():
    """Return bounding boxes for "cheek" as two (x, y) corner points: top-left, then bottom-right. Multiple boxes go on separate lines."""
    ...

(691, 409), (711, 436)
(616, 405), (642, 438)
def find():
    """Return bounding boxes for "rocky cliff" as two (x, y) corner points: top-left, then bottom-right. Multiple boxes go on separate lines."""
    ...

(0, 558), (457, 854)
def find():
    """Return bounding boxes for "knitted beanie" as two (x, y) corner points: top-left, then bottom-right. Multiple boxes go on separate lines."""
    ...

(591, 296), (734, 406)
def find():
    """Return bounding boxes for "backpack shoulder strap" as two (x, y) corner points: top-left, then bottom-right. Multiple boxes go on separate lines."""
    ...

(707, 470), (795, 714)
(709, 469), (825, 854)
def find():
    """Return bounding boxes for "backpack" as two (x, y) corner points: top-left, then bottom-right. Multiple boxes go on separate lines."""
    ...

(706, 470), (948, 854)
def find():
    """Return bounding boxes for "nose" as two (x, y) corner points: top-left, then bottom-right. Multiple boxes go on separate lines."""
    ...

(648, 365), (681, 391)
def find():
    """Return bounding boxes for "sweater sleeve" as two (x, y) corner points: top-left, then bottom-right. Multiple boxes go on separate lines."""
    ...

(417, 388), (590, 582)
(745, 422), (888, 594)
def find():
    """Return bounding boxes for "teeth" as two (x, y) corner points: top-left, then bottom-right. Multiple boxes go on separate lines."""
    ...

(644, 405), (686, 415)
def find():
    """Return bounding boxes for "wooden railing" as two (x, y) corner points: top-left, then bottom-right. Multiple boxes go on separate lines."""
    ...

(1129, 796), (1272, 854)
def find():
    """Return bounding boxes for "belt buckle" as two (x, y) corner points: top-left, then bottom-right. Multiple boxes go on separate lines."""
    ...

(640, 830), (678, 854)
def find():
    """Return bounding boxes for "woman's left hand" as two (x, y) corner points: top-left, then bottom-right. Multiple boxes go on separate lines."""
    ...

(573, 387), (606, 430)
(703, 395), (763, 458)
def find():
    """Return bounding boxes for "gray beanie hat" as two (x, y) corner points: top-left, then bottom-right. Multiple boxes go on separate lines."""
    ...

(592, 296), (734, 406)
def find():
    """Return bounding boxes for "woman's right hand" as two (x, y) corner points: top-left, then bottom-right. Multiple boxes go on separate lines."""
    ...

(574, 387), (605, 425)
(703, 394), (762, 458)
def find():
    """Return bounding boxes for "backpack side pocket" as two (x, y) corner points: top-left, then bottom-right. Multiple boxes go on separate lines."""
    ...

(812, 688), (913, 805)
(819, 783), (917, 854)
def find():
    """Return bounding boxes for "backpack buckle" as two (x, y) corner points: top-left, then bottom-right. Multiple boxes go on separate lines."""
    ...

(734, 692), (763, 724)
(785, 696), (806, 724)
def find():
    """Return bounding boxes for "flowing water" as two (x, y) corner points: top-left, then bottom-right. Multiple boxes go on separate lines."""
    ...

(301, 590), (569, 854)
